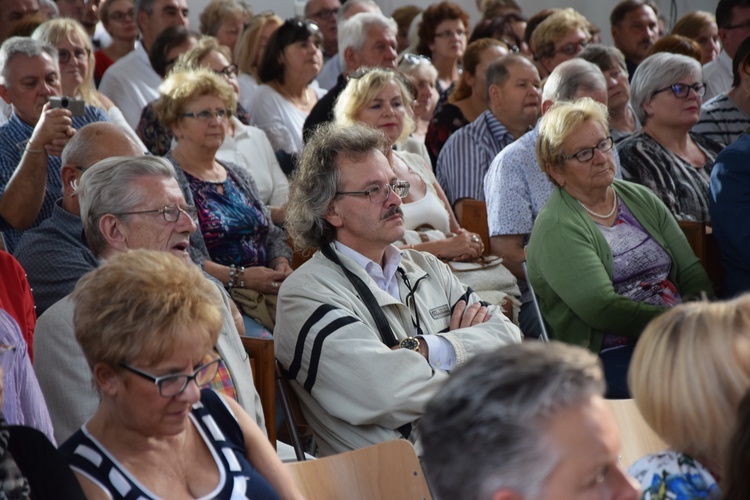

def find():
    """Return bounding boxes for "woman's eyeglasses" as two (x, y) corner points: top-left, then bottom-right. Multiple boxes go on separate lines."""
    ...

(213, 64), (238, 78)
(109, 9), (135, 22)
(398, 53), (431, 66)
(651, 82), (706, 99)
(181, 109), (231, 121)
(121, 357), (222, 398)
(561, 137), (614, 163)
(58, 48), (90, 64)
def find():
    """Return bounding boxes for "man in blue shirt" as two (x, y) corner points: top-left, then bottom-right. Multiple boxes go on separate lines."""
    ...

(436, 55), (541, 206)
(0, 37), (107, 252)
(14, 122), (142, 316)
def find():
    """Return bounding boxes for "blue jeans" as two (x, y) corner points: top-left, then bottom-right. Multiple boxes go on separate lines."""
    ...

(241, 314), (273, 339)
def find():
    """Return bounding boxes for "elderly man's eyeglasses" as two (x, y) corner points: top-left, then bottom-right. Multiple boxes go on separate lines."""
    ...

(121, 358), (222, 398)
(309, 7), (338, 20)
(651, 82), (706, 98)
(213, 64), (238, 79)
(182, 109), (231, 121)
(337, 181), (410, 203)
(58, 48), (90, 64)
(561, 137), (614, 163)
(112, 205), (197, 222)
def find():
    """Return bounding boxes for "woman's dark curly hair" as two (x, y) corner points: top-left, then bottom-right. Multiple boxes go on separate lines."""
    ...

(416, 1), (470, 57)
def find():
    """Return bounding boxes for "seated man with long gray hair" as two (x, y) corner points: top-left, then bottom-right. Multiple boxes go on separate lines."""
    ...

(421, 342), (640, 499)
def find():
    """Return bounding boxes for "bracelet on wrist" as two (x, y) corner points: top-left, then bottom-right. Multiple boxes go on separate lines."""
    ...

(228, 264), (236, 289)
(239, 266), (245, 289)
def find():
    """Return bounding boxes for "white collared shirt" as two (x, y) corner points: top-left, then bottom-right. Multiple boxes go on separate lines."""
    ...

(333, 241), (456, 370)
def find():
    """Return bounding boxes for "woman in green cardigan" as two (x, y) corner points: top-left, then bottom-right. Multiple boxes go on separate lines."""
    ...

(526, 98), (713, 398)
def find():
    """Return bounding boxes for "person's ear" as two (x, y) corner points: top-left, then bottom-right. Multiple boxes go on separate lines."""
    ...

(99, 214), (128, 252)
(324, 201), (343, 228)
(491, 490), (524, 500)
(0, 85), (9, 105)
(546, 163), (566, 187)
(540, 99), (555, 115)
(93, 362), (120, 397)
(344, 46), (359, 73)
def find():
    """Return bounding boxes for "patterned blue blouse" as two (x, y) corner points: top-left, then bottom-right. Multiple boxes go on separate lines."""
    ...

(185, 170), (269, 268)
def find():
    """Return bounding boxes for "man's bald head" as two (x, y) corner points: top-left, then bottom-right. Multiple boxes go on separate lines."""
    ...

(61, 122), (143, 214)
(62, 122), (143, 169)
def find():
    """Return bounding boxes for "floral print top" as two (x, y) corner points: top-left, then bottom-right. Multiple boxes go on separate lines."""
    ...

(628, 451), (720, 500)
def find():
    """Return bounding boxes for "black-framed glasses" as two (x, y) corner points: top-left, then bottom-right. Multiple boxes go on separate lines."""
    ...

(58, 47), (90, 64)
(554, 40), (588, 56)
(182, 109), (231, 121)
(337, 181), (410, 203)
(434, 28), (466, 39)
(309, 7), (338, 20)
(724, 19), (750, 30)
(121, 358), (222, 398)
(112, 204), (197, 222)
(213, 64), (238, 79)
(561, 136), (614, 163)
(109, 9), (135, 22)
(651, 82), (706, 98)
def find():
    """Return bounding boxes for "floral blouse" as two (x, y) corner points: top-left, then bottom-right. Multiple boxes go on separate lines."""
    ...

(628, 451), (720, 500)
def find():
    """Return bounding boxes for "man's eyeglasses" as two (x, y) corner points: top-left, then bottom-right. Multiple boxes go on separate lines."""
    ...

(112, 205), (197, 222)
(213, 64), (238, 79)
(554, 40), (588, 56)
(182, 109), (231, 121)
(651, 82), (706, 99)
(109, 9), (135, 22)
(336, 181), (410, 203)
(309, 7), (338, 20)
(434, 29), (466, 39)
(58, 48), (90, 64)
(121, 358), (222, 398)
(561, 136), (614, 163)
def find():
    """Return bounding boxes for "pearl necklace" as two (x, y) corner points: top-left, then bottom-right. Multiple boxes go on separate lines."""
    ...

(577, 186), (618, 219)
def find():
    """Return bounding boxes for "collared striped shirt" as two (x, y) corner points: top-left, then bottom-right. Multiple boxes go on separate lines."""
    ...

(436, 109), (519, 205)
(0, 107), (108, 252)
(693, 91), (750, 147)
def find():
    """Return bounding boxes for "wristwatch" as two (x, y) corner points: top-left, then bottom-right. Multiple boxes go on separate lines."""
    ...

(399, 337), (421, 353)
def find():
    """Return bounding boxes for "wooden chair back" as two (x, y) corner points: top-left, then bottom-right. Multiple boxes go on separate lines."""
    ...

(605, 399), (666, 468)
(285, 440), (432, 500)
(677, 220), (724, 296)
(240, 337), (276, 445)
(454, 199), (490, 255)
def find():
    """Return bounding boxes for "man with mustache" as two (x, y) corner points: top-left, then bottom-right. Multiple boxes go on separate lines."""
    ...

(275, 123), (522, 457)
(610, 0), (660, 80)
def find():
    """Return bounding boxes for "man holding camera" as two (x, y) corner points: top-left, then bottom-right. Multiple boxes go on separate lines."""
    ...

(0, 37), (107, 252)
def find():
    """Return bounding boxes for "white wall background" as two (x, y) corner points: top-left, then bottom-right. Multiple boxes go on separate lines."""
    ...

(188, 0), (717, 47)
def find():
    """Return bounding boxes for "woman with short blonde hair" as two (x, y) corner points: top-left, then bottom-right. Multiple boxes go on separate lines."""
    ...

(61, 250), (302, 499)
(627, 296), (750, 498)
(234, 13), (283, 111)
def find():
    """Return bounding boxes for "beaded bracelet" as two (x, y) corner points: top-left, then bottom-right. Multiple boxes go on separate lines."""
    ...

(238, 266), (245, 289)
(228, 264), (236, 289)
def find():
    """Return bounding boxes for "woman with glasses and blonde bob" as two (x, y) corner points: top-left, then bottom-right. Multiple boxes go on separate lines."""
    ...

(59, 250), (302, 499)
(617, 52), (724, 223)
(31, 19), (137, 141)
(156, 68), (292, 338)
(526, 98), (713, 398)
(627, 297), (750, 498)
